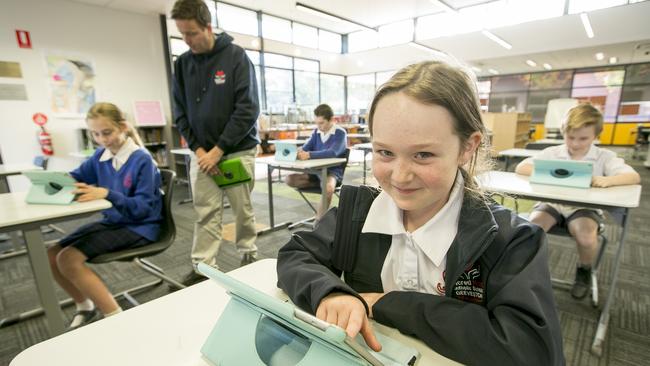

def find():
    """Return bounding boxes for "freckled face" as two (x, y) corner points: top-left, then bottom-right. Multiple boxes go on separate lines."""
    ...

(372, 92), (475, 224)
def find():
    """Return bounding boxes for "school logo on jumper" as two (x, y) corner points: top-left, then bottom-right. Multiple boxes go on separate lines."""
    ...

(214, 70), (226, 85)
(452, 263), (484, 304)
(123, 173), (133, 189)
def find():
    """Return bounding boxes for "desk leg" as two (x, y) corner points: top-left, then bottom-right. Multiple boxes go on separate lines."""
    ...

(591, 208), (629, 356)
(257, 165), (291, 235)
(23, 228), (65, 336)
(319, 167), (328, 212)
(0, 176), (25, 255)
(179, 155), (193, 205)
(504, 156), (511, 171)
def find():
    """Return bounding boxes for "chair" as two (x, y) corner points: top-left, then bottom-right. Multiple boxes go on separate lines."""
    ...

(288, 148), (350, 230)
(546, 224), (608, 307)
(89, 169), (185, 306)
(490, 191), (608, 308)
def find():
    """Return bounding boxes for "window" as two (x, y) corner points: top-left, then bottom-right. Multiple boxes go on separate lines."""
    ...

(477, 80), (491, 111)
(294, 58), (319, 72)
(529, 71), (573, 90)
(488, 92), (528, 113)
(264, 68), (293, 114)
(295, 71), (319, 108)
(527, 89), (572, 121)
(216, 3), (258, 36)
(572, 69), (624, 122)
(262, 15), (292, 43)
(170, 37), (189, 57)
(319, 30), (341, 53)
(245, 50), (260, 65)
(619, 85), (650, 122)
(264, 53), (293, 69)
(347, 74), (375, 113)
(375, 70), (396, 89)
(320, 73), (345, 114)
(491, 74), (531, 92)
(378, 19), (414, 48)
(348, 30), (378, 52)
(292, 23), (318, 48)
(245, 50), (264, 110)
(207, 1), (217, 27)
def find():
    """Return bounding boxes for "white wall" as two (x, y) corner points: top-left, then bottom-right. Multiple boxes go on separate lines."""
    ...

(0, 0), (170, 191)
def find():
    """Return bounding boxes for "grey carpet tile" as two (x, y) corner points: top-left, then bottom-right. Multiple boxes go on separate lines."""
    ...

(1, 160), (650, 365)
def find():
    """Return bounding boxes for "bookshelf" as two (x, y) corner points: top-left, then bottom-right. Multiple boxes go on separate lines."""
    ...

(482, 112), (532, 156)
(138, 126), (168, 168)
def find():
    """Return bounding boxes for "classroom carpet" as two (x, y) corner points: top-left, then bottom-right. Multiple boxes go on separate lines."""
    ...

(1, 153), (649, 366)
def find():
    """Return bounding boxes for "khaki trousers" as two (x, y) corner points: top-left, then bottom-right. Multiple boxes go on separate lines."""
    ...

(189, 147), (257, 267)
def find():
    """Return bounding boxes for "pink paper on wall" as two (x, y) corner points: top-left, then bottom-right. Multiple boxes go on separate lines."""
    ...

(134, 100), (165, 126)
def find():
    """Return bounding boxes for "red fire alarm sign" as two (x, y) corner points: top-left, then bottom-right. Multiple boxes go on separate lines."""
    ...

(16, 30), (32, 49)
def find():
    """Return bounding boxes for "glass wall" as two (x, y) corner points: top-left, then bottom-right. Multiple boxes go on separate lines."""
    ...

(320, 73), (345, 114)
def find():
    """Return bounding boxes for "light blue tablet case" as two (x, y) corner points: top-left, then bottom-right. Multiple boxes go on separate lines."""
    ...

(23, 171), (77, 205)
(530, 159), (593, 188)
(197, 263), (419, 366)
(275, 142), (298, 162)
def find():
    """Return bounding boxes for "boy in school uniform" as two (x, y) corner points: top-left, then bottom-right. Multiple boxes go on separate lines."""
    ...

(285, 104), (348, 218)
(516, 103), (640, 299)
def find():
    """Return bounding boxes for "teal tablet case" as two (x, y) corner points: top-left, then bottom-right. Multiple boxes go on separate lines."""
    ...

(212, 158), (252, 188)
(530, 159), (593, 188)
(274, 142), (298, 162)
(197, 263), (419, 366)
(23, 171), (77, 205)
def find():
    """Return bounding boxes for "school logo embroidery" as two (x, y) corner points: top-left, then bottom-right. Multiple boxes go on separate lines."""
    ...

(214, 70), (226, 85)
(452, 263), (484, 304)
(123, 173), (133, 189)
(436, 270), (446, 295)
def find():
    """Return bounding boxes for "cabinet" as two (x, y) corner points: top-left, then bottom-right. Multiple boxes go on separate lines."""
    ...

(138, 126), (168, 168)
(77, 126), (169, 167)
(482, 112), (531, 156)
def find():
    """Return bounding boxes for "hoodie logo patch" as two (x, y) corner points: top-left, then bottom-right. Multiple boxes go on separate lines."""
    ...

(452, 263), (484, 304)
(214, 70), (226, 85)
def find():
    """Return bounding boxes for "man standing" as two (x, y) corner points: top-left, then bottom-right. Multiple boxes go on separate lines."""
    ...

(171, 0), (260, 286)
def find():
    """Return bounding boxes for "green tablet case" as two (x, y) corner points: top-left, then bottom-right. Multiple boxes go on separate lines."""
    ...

(212, 158), (252, 188)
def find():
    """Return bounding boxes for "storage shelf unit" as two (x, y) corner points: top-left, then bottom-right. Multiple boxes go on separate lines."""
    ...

(482, 112), (532, 156)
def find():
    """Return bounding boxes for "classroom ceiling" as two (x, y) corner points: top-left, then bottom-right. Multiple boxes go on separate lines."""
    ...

(68, 0), (650, 76)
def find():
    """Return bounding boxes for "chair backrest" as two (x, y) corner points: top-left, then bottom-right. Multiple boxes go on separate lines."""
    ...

(156, 169), (177, 251)
(89, 169), (176, 263)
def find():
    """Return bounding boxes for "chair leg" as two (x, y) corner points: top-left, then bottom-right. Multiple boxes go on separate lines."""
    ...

(297, 191), (317, 213)
(135, 258), (186, 290)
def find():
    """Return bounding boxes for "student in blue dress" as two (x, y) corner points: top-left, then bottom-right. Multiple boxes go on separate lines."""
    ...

(47, 102), (163, 330)
(285, 104), (348, 218)
(277, 61), (564, 365)
(515, 103), (640, 299)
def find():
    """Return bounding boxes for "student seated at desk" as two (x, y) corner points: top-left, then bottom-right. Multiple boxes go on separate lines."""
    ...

(47, 103), (163, 330)
(285, 103), (347, 218)
(515, 103), (640, 299)
(277, 61), (564, 365)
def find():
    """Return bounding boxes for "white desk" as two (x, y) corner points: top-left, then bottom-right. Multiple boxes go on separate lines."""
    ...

(353, 142), (373, 184)
(0, 192), (111, 337)
(11, 259), (459, 366)
(170, 148), (193, 204)
(497, 148), (540, 171)
(268, 139), (305, 145)
(0, 164), (42, 251)
(478, 171), (641, 355)
(256, 156), (346, 234)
